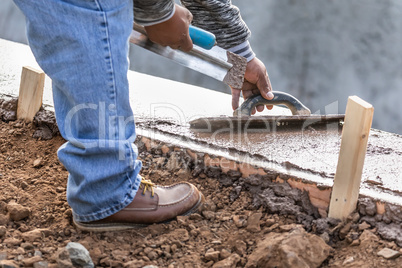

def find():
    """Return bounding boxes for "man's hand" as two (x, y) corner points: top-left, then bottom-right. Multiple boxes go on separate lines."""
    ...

(144, 4), (193, 52)
(231, 57), (274, 114)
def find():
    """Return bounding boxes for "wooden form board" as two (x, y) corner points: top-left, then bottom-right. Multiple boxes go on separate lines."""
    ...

(17, 66), (45, 122)
(328, 96), (374, 220)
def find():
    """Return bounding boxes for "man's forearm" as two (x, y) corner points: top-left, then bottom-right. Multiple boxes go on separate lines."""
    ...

(134, 0), (255, 61)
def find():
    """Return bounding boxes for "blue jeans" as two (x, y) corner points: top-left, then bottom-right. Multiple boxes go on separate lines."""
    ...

(14, 0), (142, 222)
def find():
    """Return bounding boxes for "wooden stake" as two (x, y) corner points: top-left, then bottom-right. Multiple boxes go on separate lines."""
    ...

(17, 66), (45, 122)
(328, 96), (374, 220)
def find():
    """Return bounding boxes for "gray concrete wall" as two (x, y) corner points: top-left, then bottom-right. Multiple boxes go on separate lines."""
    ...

(240, 0), (402, 135)
(0, 0), (27, 44)
(1, 0), (402, 134)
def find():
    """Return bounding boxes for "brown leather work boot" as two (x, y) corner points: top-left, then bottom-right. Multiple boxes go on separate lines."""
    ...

(73, 178), (205, 232)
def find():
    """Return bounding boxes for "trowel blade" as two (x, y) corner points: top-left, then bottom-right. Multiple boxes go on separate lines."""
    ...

(129, 28), (247, 88)
(189, 114), (345, 132)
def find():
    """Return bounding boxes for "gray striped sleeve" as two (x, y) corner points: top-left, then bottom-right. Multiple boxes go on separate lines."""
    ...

(180, 0), (252, 51)
(227, 40), (255, 62)
(133, 0), (175, 26)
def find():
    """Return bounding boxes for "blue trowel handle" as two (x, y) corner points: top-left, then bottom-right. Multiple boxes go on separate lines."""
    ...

(189, 25), (216, 50)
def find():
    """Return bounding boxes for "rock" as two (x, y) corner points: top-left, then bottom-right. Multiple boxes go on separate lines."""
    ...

(34, 250), (43, 257)
(202, 200), (217, 212)
(154, 157), (165, 167)
(358, 221), (371, 231)
(0, 202), (6, 213)
(7, 201), (30, 221)
(20, 181), (29, 190)
(3, 238), (22, 247)
(339, 222), (352, 239)
(246, 228), (332, 268)
(377, 248), (401, 260)
(65, 242), (94, 268)
(146, 250), (158, 260)
(359, 230), (379, 247)
(166, 153), (180, 171)
(176, 215), (187, 225)
(0, 226), (6, 237)
(123, 260), (145, 268)
(0, 214), (9, 225)
(33, 261), (49, 268)
(0, 260), (18, 268)
(170, 229), (189, 242)
(212, 254), (241, 268)
(266, 223), (280, 232)
(22, 255), (43, 267)
(22, 242), (34, 250)
(176, 168), (189, 180)
(41, 247), (56, 255)
(205, 251), (220, 262)
(99, 257), (113, 267)
(264, 218), (276, 227)
(108, 260), (124, 267)
(234, 240), (247, 256)
(33, 158), (43, 168)
(279, 224), (302, 232)
(320, 232), (330, 244)
(0, 252), (7, 260)
(189, 213), (203, 221)
(219, 249), (231, 260)
(348, 212), (360, 223)
(22, 229), (51, 242)
(202, 211), (215, 220)
(246, 212), (262, 233)
(345, 231), (359, 244)
(161, 245), (171, 253)
(171, 244), (178, 254)
(350, 239), (360, 246)
(143, 266), (158, 268)
(111, 249), (130, 260)
(342, 256), (354, 265)
(88, 247), (102, 265)
(233, 215), (247, 228)
(56, 248), (73, 268)
(161, 145), (170, 154)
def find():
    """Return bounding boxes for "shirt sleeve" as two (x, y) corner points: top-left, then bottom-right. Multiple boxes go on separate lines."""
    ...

(133, 0), (175, 26)
(180, 0), (255, 61)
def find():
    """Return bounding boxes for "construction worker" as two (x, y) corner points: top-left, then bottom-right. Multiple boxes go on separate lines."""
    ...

(13, 0), (273, 231)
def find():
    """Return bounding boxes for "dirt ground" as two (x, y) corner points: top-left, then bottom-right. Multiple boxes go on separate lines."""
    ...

(1, 116), (402, 267)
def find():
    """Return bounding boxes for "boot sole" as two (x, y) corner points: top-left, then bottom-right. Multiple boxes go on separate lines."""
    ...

(73, 192), (205, 232)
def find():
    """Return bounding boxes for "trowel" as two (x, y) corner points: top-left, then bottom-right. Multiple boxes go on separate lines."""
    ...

(189, 91), (345, 131)
(130, 24), (247, 89)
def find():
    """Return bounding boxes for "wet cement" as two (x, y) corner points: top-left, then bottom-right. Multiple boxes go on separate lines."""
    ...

(358, 198), (402, 247)
(223, 51), (247, 89)
(32, 108), (59, 140)
(138, 118), (402, 205)
(0, 98), (17, 121)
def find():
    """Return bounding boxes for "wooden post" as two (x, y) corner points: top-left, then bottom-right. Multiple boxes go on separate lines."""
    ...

(328, 96), (374, 220)
(17, 66), (45, 121)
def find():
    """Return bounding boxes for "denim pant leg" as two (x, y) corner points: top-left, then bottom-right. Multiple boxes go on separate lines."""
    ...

(13, 0), (142, 222)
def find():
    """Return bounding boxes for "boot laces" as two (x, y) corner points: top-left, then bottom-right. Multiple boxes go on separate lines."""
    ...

(140, 178), (155, 197)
